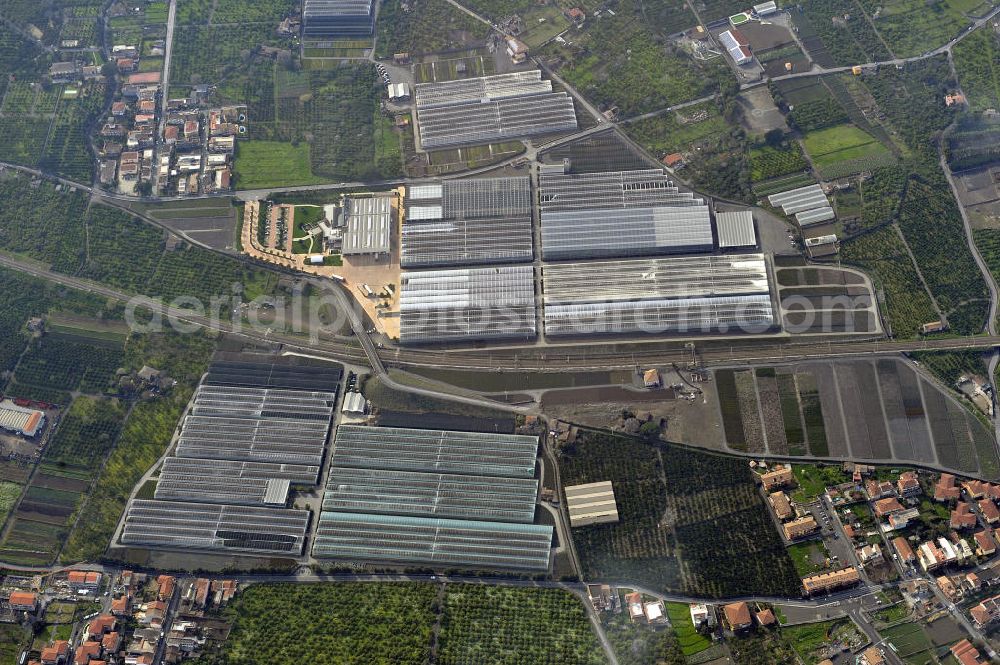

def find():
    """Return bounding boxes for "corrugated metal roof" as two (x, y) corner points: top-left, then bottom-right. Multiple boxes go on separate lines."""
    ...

(715, 210), (757, 248)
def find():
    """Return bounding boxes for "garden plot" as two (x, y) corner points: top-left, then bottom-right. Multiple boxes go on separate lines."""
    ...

(711, 359), (1000, 479)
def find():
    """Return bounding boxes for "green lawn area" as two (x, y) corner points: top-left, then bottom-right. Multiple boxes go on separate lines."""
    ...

(881, 622), (935, 665)
(0, 481), (23, 525)
(802, 124), (889, 169)
(786, 540), (830, 577)
(791, 464), (849, 502)
(664, 602), (712, 656)
(234, 141), (327, 190)
(290, 205), (326, 254)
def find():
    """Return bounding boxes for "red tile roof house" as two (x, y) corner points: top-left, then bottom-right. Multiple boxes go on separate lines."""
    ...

(897, 471), (921, 497)
(951, 639), (987, 665)
(9, 591), (38, 612)
(873, 497), (904, 519)
(951, 502), (978, 530)
(722, 602), (752, 631)
(40, 640), (69, 665)
(974, 529), (996, 556)
(978, 498), (1000, 524)
(935, 473), (961, 501)
(73, 642), (101, 665)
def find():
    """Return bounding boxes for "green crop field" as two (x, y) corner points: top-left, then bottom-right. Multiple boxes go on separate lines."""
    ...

(196, 582), (604, 665)
(234, 141), (325, 189)
(801, 124), (890, 172)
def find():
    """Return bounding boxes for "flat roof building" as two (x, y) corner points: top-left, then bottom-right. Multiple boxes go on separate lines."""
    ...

(564, 481), (620, 527)
(302, 0), (374, 37)
(342, 195), (392, 256)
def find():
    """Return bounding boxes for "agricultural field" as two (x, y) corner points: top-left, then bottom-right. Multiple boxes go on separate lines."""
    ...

(602, 611), (688, 665)
(0, 175), (281, 310)
(557, 430), (802, 599)
(197, 582), (604, 665)
(662, 602), (712, 657)
(0, 481), (22, 526)
(39, 396), (128, 476)
(947, 115), (1000, 171)
(0, 79), (104, 181)
(624, 102), (729, 157)
(879, 621), (936, 665)
(230, 62), (402, 185)
(840, 226), (940, 337)
(784, 619), (864, 664)
(857, 0), (971, 58)
(9, 333), (124, 401)
(713, 359), (1000, 480)
(375, 0), (489, 59)
(541, 1), (724, 117)
(801, 124), (893, 179)
(438, 586), (604, 665)
(234, 141), (325, 189)
(953, 26), (1000, 112)
(791, 0), (891, 66)
(748, 141), (809, 184)
(170, 24), (293, 86)
(61, 331), (216, 562)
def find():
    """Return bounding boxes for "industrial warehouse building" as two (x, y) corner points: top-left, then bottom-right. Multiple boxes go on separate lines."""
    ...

(541, 254), (776, 336)
(402, 178), (533, 267)
(399, 265), (537, 343)
(314, 425), (551, 570)
(538, 169), (713, 260)
(302, 0), (374, 37)
(120, 355), (340, 556)
(414, 71), (577, 148)
(342, 194), (392, 256)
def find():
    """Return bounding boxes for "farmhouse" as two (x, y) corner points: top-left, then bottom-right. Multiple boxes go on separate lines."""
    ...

(768, 491), (793, 520)
(759, 465), (794, 491)
(721, 602), (752, 631)
(0, 399), (45, 437)
(719, 29), (752, 65)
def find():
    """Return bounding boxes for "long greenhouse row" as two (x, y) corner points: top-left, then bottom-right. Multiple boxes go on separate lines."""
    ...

(314, 425), (551, 571)
(120, 355), (340, 557)
(398, 169), (770, 344)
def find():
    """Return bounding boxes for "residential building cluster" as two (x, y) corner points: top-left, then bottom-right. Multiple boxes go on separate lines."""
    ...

(158, 104), (243, 196)
(13, 570), (240, 665)
(98, 61), (163, 195)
